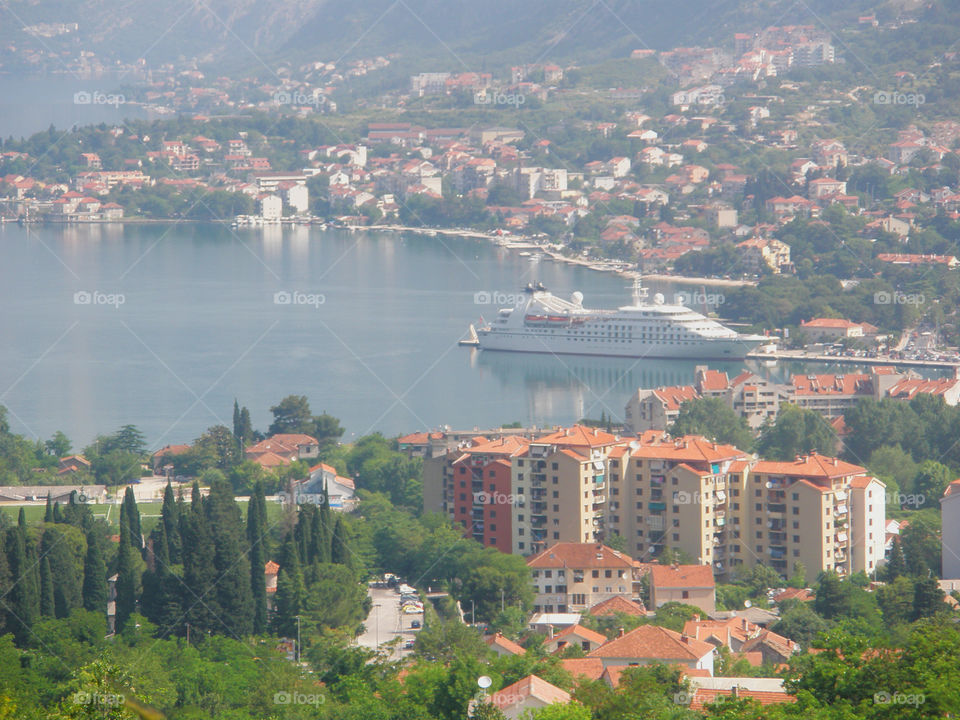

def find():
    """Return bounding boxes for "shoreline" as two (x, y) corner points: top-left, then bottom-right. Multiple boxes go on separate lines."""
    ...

(1, 214), (754, 288)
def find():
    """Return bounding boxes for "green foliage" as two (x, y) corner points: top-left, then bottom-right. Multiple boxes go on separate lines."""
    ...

(670, 397), (754, 450)
(757, 404), (837, 461)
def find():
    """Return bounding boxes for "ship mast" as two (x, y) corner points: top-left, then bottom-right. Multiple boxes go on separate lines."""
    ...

(631, 277), (648, 306)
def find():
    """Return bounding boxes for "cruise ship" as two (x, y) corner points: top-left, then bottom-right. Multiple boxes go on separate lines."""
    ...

(470, 281), (765, 360)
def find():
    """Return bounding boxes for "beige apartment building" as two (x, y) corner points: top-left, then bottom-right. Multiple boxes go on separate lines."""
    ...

(510, 426), (624, 555)
(526, 542), (641, 613)
(733, 455), (884, 582)
(610, 436), (750, 570)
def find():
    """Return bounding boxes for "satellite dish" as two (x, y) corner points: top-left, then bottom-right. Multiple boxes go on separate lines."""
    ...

(653, 293), (665, 305)
(765, 481), (773, 489)
(478, 676), (493, 689)
(744, 600), (753, 608)
(571, 291), (584, 306)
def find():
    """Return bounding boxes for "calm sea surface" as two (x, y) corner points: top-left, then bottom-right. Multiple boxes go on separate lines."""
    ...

(2, 222), (794, 448)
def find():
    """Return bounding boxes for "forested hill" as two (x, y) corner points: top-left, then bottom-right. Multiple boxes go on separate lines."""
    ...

(0, 0), (927, 70)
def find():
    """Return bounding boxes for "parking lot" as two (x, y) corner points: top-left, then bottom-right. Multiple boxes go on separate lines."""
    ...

(357, 584), (422, 659)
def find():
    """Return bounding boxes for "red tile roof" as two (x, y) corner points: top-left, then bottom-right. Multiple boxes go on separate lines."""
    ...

(527, 543), (637, 569)
(560, 658), (605, 682)
(630, 436), (747, 463)
(649, 564), (716, 589)
(589, 625), (714, 662)
(690, 688), (795, 710)
(588, 595), (646, 616)
(484, 632), (526, 656)
(548, 624), (608, 648)
(488, 675), (571, 710)
(752, 452), (865, 479)
(533, 425), (622, 449)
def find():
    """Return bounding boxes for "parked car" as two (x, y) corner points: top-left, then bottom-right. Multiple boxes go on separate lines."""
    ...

(403, 640), (415, 650)
(411, 620), (421, 629)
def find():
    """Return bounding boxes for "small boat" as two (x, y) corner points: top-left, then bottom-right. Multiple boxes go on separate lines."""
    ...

(459, 324), (480, 347)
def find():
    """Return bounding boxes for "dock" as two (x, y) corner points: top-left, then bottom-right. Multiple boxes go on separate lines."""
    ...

(747, 350), (960, 370)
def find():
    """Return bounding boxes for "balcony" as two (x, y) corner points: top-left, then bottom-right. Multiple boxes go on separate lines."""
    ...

(769, 531), (787, 544)
(834, 504), (848, 516)
(648, 516), (664, 531)
(648, 501), (666, 512)
(531, 501), (547, 513)
(531, 517), (547, 528)
(766, 503), (786, 516)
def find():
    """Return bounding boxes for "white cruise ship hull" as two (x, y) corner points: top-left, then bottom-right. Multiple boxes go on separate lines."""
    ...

(477, 329), (760, 360)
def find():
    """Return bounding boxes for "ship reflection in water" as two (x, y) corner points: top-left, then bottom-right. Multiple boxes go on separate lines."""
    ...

(469, 347), (754, 424)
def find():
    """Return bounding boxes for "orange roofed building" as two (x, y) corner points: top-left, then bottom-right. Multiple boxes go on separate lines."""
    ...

(527, 542), (642, 613)
(484, 675), (571, 720)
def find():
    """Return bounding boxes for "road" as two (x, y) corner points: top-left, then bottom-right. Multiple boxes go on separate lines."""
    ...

(357, 585), (422, 660)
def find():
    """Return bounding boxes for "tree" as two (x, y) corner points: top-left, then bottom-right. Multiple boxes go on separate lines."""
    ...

(39, 556), (54, 617)
(669, 397), (754, 449)
(115, 526), (138, 633)
(757, 404), (836, 460)
(885, 538), (906, 581)
(110, 424), (147, 455)
(120, 487), (142, 550)
(2, 526), (36, 644)
(196, 424), (240, 470)
(178, 498), (219, 638)
(912, 576), (945, 621)
(40, 528), (81, 619)
(160, 482), (181, 564)
(43, 495), (53, 523)
(268, 395), (314, 435)
(875, 575), (914, 626)
(813, 572), (844, 620)
(44, 431), (71, 458)
(772, 602), (829, 647)
(313, 412), (345, 451)
(247, 482), (269, 635)
(273, 534), (307, 638)
(330, 515), (350, 566)
(204, 477), (253, 638)
(81, 533), (108, 614)
(900, 515), (941, 577)
(912, 460), (952, 506)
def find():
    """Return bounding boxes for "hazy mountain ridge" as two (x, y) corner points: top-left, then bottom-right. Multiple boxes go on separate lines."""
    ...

(0, 0), (930, 71)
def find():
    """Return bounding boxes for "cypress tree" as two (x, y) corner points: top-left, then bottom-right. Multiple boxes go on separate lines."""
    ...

(308, 504), (325, 566)
(239, 407), (253, 447)
(82, 532), (108, 614)
(331, 515), (349, 566)
(52, 502), (63, 524)
(317, 482), (332, 564)
(205, 478), (253, 638)
(122, 487), (142, 550)
(886, 538), (906, 581)
(3, 527), (35, 644)
(43, 495), (53, 522)
(247, 482), (268, 634)
(272, 533), (305, 638)
(233, 399), (242, 443)
(115, 522), (137, 633)
(179, 494), (220, 637)
(190, 480), (203, 514)
(42, 528), (81, 618)
(39, 556), (54, 617)
(17, 507), (26, 530)
(161, 482), (181, 564)
(294, 507), (309, 566)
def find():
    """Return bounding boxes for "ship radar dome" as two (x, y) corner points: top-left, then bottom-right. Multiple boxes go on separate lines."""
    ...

(653, 292), (665, 305)
(571, 291), (584, 306)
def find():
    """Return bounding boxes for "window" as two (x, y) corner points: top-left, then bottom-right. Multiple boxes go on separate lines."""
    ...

(545, 570), (552, 578)
(682, 590), (689, 599)
(592, 570), (599, 578)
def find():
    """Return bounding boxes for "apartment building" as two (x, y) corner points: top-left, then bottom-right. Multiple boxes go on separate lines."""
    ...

(940, 479), (960, 579)
(527, 542), (641, 613)
(611, 435), (749, 569)
(737, 454), (883, 582)
(435, 435), (530, 554)
(511, 426), (624, 555)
